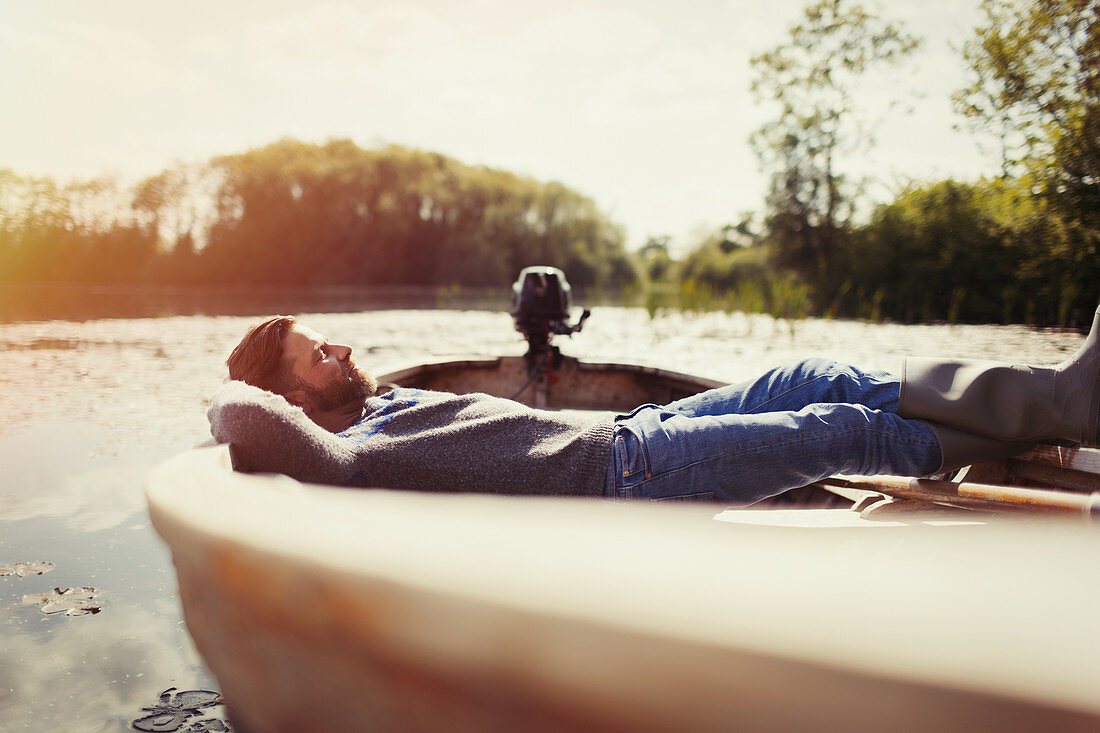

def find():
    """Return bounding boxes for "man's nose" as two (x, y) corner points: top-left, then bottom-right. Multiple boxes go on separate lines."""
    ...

(331, 344), (352, 361)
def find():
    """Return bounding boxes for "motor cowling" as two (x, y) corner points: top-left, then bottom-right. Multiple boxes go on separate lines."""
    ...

(510, 266), (589, 364)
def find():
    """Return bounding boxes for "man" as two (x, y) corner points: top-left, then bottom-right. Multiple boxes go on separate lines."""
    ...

(209, 307), (1100, 504)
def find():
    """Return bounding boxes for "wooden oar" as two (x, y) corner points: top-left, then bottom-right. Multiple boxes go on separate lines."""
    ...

(815, 475), (1100, 520)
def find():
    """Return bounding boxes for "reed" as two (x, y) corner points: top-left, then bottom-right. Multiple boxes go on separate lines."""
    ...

(626, 275), (813, 320)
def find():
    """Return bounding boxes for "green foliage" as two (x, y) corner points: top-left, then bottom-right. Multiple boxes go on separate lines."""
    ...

(668, 173), (1094, 326)
(0, 140), (636, 293)
(653, 0), (1095, 327)
(680, 233), (770, 290)
(641, 224), (812, 320)
(847, 179), (1022, 322)
(633, 271), (812, 321)
(198, 139), (633, 289)
(200, 138), (638, 286)
(638, 236), (675, 283)
(953, 0), (1100, 323)
(0, 170), (158, 285)
(829, 175), (1098, 325)
(750, 0), (920, 307)
(955, 0), (1099, 179)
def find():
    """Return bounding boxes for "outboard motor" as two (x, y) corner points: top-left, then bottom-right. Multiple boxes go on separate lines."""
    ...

(510, 266), (590, 372)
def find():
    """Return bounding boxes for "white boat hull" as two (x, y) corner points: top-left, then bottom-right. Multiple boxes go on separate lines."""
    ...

(148, 445), (1100, 732)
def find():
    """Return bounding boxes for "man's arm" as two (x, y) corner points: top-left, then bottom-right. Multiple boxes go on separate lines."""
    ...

(207, 381), (359, 485)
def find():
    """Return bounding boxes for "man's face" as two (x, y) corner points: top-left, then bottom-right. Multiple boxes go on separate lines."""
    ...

(281, 324), (377, 412)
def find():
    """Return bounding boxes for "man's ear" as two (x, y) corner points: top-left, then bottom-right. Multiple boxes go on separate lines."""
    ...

(284, 389), (316, 415)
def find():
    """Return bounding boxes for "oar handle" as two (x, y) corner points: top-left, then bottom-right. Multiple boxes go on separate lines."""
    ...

(818, 476), (1100, 521)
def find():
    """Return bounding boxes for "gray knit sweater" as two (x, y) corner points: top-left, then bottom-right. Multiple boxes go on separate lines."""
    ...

(207, 381), (615, 497)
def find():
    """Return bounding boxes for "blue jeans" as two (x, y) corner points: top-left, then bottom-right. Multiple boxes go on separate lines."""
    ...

(605, 358), (942, 503)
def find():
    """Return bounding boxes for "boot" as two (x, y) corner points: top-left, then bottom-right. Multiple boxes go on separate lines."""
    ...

(898, 304), (1100, 445)
(921, 422), (1035, 473)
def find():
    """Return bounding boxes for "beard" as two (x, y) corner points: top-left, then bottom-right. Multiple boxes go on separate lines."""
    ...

(303, 358), (378, 412)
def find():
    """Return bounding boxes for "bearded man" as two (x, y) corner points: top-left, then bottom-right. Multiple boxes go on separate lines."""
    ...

(208, 307), (1100, 504)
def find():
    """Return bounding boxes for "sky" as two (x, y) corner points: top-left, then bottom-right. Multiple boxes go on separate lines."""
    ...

(0, 0), (997, 252)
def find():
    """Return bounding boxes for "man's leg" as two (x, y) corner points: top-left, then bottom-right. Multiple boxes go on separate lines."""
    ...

(610, 398), (942, 504)
(663, 358), (901, 418)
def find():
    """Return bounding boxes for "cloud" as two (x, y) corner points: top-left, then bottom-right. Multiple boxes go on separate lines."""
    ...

(3, 461), (153, 533)
(508, 7), (665, 64)
(0, 597), (218, 730)
(241, 5), (464, 84)
(0, 426), (157, 532)
(2, 20), (168, 95)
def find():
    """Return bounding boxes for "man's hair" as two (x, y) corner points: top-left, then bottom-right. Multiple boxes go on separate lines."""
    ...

(227, 315), (299, 394)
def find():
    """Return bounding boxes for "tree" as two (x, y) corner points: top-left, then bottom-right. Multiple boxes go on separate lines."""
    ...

(954, 0), (1100, 323)
(750, 0), (919, 304)
(198, 139), (633, 289)
(955, 0), (1099, 179)
(852, 179), (1026, 323)
(639, 236), (674, 282)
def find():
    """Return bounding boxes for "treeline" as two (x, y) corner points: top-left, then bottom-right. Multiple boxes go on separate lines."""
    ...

(0, 139), (638, 291)
(663, 0), (1099, 328)
(670, 175), (1098, 326)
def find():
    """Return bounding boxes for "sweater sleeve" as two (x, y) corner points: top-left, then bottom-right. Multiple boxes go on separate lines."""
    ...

(207, 380), (359, 485)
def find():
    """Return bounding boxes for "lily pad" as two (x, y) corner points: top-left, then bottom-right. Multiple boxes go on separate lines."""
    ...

(183, 719), (230, 732)
(22, 586), (102, 615)
(131, 687), (227, 732)
(0, 561), (55, 577)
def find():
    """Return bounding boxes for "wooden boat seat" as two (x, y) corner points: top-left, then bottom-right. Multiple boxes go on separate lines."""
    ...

(959, 444), (1100, 491)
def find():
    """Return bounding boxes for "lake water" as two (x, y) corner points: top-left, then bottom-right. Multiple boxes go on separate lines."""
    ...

(0, 306), (1086, 731)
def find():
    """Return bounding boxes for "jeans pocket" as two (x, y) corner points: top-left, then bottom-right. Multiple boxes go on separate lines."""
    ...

(614, 425), (651, 488)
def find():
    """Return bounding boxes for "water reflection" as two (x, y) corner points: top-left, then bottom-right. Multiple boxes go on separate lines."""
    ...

(0, 595), (222, 730)
(0, 282), (508, 323)
(1, 424), (154, 531)
(0, 426), (220, 732)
